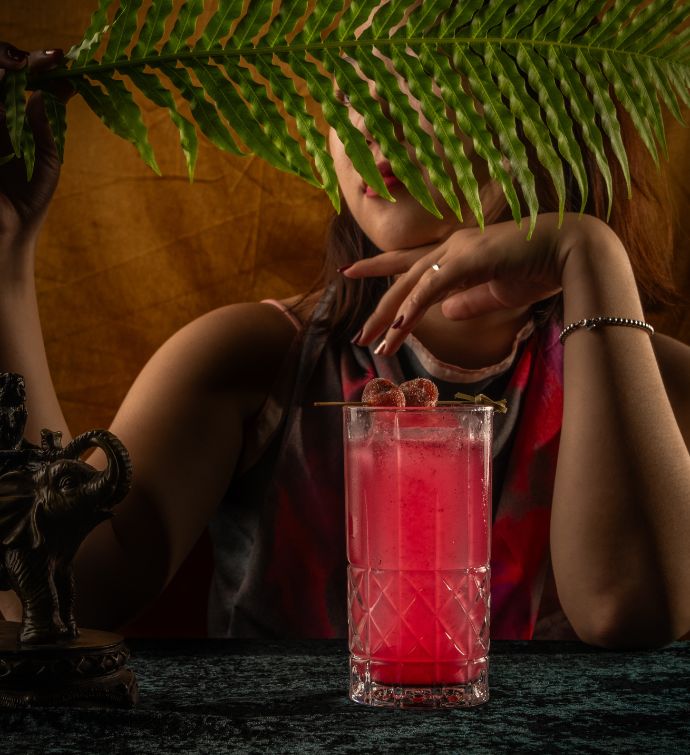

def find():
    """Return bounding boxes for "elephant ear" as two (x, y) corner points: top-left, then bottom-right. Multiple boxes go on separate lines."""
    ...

(0, 470), (43, 549)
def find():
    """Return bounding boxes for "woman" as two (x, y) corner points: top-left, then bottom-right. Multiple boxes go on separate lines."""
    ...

(1, 43), (689, 647)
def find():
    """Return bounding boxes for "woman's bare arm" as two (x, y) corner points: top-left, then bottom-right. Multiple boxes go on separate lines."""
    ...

(70, 301), (298, 628)
(551, 231), (690, 647)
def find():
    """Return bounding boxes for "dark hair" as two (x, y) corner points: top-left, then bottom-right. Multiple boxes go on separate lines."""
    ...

(296, 106), (679, 341)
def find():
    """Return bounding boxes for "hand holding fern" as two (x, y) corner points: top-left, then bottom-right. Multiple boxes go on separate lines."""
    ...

(0, 44), (66, 264)
(344, 212), (612, 355)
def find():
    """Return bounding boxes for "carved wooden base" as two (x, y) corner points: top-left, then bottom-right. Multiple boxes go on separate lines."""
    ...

(0, 620), (138, 708)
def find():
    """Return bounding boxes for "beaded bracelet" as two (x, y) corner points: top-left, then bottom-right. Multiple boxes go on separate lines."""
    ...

(559, 316), (654, 344)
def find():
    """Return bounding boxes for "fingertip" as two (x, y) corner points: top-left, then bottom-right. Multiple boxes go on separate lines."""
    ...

(1, 44), (30, 68)
(28, 48), (65, 75)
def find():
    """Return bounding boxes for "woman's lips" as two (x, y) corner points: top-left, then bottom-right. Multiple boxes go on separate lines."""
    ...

(363, 162), (403, 197)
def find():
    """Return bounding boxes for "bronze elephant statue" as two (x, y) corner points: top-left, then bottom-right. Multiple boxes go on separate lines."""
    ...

(0, 428), (132, 644)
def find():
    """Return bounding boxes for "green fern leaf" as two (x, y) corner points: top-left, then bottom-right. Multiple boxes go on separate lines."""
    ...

(484, 44), (566, 222)
(664, 60), (690, 111)
(288, 52), (393, 202)
(199, 0), (244, 50)
(160, 63), (242, 155)
(397, 0), (452, 38)
(127, 68), (198, 178)
(2, 68), (27, 157)
(391, 46), (481, 224)
(438, 0), (484, 37)
(25, 0), (690, 234)
(228, 2), (274, 48)
(605, 0), (677, 50)
(573, 48), (631, 198)
(500, 0), (548, 38)
(369, 0), (409, 39)
(299, 1), (343, 45)
(555, 2), (600, 42)
(546, 46), (614, 218)
(638, 3), (688, 54)
(601, 51), (662, 164)
(103, 0), (143, 62)
(471, 0), (512, 38)
(162, 0), (205, 54)
(262, 1), (309, 47)
(75, 74), (160, 174)
(656, 24), (690, 59)
(43, 92), (68, 163)
(643, 58), (685, 126)
(454, 47), (540, 235)
(229, 63), (317, 183)
(337, 1), (380, 43)
(419, 44), (523, 225)
(132, 0), (174, 59)
(193, 61), (297, 175)
(68, 0), (112, 64)
(349, 46), (445, 219)
(515, 44), (588, 214)
(253, 54), (340, 208)
(581, 0), (641, 45)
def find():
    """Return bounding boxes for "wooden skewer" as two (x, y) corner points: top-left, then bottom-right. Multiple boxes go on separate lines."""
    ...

(313, 401), (364, 406)
(312, 399), (506, 409)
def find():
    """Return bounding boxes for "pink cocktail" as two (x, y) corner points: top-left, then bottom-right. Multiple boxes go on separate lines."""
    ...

(344, 406), (492, 708)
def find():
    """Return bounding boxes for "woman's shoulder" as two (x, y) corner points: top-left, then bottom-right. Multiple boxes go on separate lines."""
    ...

(156, 296), (320, 421)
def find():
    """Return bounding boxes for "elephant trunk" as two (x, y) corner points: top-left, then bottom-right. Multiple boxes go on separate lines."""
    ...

(63, 429), (133, 510)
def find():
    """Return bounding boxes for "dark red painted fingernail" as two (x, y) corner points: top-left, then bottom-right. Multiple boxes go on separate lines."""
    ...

(43, 49), (63, 57)
(391, 315), (404, 329)
(6, 46), (29, 61)
(337, 264), (353, 273)
(350, 327), (363, 345)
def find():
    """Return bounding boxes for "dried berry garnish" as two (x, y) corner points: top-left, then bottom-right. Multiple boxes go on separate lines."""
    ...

(361, 377), (406, 407)
(399, 377), (439, 407)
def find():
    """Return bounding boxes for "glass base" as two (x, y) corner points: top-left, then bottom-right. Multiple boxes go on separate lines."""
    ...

(349, 656), (489, 709)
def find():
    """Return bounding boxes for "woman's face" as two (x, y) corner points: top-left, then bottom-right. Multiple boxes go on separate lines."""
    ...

(327, 59), (502, 252)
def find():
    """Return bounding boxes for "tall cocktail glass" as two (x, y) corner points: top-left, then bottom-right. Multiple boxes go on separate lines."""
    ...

(344, 405), (493, 708)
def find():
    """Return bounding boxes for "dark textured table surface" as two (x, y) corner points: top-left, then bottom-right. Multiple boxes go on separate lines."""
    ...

(2, 639), (690, 753)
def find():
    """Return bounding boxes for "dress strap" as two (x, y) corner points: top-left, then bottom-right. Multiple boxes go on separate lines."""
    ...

(260, 298), (303, 332)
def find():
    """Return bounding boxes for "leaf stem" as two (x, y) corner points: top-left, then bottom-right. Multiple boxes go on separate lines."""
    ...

(32, 36), (686, 85)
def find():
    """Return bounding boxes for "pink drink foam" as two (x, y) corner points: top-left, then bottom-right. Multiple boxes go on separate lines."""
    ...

(346, 410), (490, 685)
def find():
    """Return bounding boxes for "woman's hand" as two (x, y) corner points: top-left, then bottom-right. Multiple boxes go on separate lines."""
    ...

(343, 212), (610, 354)
(0, 44), (67, 265)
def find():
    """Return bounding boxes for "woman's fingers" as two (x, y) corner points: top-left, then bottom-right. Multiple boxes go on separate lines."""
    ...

(28, 49), (74, 103)
(354, 254), (444, 346)
(0, 44), (29, 84)
(27, 48), (64, 75)
(440, 284), (508, 321)
(0, 46), (72, 102)
(0, 44), (30, 69)
(378, 253), (496, 354)
(343, 245), (437, 278)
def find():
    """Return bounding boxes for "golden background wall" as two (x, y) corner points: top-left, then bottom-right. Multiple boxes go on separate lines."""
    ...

(3, 1), (690, 636)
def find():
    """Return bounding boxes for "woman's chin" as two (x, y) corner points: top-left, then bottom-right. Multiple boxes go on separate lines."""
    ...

(361, 214), (460, 251)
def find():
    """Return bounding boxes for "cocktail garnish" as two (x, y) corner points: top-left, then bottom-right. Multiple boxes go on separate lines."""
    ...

(362, 377), (406, 407)
(453, 392), (508, 414)
(399, 378), (439, 407)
